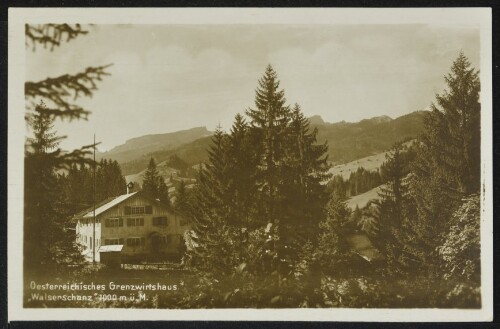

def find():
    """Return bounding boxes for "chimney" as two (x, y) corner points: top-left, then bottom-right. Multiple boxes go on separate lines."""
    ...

(127, 182), (134, 194)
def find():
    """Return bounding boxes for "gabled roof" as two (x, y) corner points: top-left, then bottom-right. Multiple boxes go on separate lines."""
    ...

(73, 191), (178, 221)
(74, 192), (138, 219)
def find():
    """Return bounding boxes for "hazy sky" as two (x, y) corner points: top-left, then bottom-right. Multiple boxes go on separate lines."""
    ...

(26, 24), (480, 151)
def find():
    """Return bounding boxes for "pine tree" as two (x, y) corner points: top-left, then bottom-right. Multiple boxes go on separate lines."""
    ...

(25, 103), (85, 270)
(246, 65), (291, 226)
(142, 158), (170, 206)
(408, 53), (481, 274)
(185, 126), (238, 275)
(316, 197), (352, 276)
(174, 180), (189, 213)
(24, 25), (108, 275)
(375, 142), (419, 274)
(94, 159), (127, 202)
(285, 104), (331, 240)
(226, 114), (259, 227)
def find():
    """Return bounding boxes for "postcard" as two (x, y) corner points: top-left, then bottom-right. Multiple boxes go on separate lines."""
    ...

(8, 7), (493, 321)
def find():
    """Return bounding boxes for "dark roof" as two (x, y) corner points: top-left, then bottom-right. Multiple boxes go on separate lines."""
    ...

(72, 191), (179, 221)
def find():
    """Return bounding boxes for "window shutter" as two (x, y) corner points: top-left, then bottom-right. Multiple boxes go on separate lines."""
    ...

(140, 218), (144, 226)
(145, 205), (152, 214)
(119, 218), (123, 227)
(124, 206), (131, 215)
(105, 219), (110, 227)
(141, 237), (145, 246)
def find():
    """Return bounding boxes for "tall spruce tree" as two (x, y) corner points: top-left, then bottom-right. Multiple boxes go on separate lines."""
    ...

(25, 103), (85, 270)
(24, 25), (109, 276)
(408, 52), (481, 275)
(245, 66), (331, 284)
(142, 158), (170, 207)
(226, 114), (259, 227)
(186, 126), (238, 275)
(375, 142), (419, 274)
(246, 65), (291, 227)
(285, 104), (331, 241)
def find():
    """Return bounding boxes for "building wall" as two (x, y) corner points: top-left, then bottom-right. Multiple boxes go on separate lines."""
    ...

(76, 194), (190, 261)
(75, 218), (102, 258)
(100, 194), (189, 256)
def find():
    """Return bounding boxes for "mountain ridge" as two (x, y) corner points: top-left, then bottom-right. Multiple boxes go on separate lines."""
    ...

(102, 110), (427, 177)
(97, 126), (212, 164)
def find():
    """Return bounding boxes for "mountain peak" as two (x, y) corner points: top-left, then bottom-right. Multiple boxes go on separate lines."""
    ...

(309, 115), (325, 125)
(98, 126), (212, 163)
(366, 115), (392, 124)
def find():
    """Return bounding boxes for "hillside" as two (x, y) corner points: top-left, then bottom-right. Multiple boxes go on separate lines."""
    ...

(329, 151), (389, 180)
(105, 110), (426, 178)
(346, 185), (384, 210)
(314, 111), (426, 164)
(120, 136), (213, 176)
(97, 127), (212, 164)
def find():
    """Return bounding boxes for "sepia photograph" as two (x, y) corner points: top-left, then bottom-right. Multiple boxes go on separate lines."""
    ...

(8, 8), (493, 321)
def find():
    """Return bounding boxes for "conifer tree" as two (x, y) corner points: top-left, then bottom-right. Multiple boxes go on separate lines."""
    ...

(24, 25), (108, 274)
(246, 65), (291, 226)
(25, 103), (86, 270)
(285, 104), (331, 240)
(226, 114), (259, 227)
(185, 127), (239, 276)
(375, 143), (419, 273)
(408, 52), (481, 274)
(174, 180), (190, 214)
(142, 158), (170, 207)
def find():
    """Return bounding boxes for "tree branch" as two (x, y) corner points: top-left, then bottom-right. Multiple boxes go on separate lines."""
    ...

(25, 24), (88, 51)
(25, 65), (112, 120)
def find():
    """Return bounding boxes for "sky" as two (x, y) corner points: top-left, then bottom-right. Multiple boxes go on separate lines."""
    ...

(26, 24), (480, 151)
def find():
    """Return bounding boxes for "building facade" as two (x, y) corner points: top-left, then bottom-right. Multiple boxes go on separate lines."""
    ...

(74, 191), (189, 263)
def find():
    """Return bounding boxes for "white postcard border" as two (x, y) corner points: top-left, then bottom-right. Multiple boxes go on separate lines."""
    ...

(8, 7), (493, 322)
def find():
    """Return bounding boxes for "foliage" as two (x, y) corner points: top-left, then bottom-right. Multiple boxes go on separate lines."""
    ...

(25, 24), (111, 120)
(142, 158), (170, 207)
(60, 159), (127, 214)
(327, 167), (382, 199)
(25, 103), (87, 270)
(406, 52), (481, 274)
(436, 194), (481, 307)
(316, 197), (352, 276)
(438, 194), (480, 281)
(24, 24), (110, 276)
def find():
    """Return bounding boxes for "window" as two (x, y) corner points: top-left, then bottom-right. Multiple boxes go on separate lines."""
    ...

(125, 205), (153, 215)
(131, 206), (145, 215)
(127, 237), (143, 247)
(127, 217), (144, 227)
(104, 238), (124, 246)
(153, 217), (168, 226)
(105, 218), (123, 227)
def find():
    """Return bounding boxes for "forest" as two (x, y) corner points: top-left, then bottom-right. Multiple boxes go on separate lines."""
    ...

(23, 24), (481, 309)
